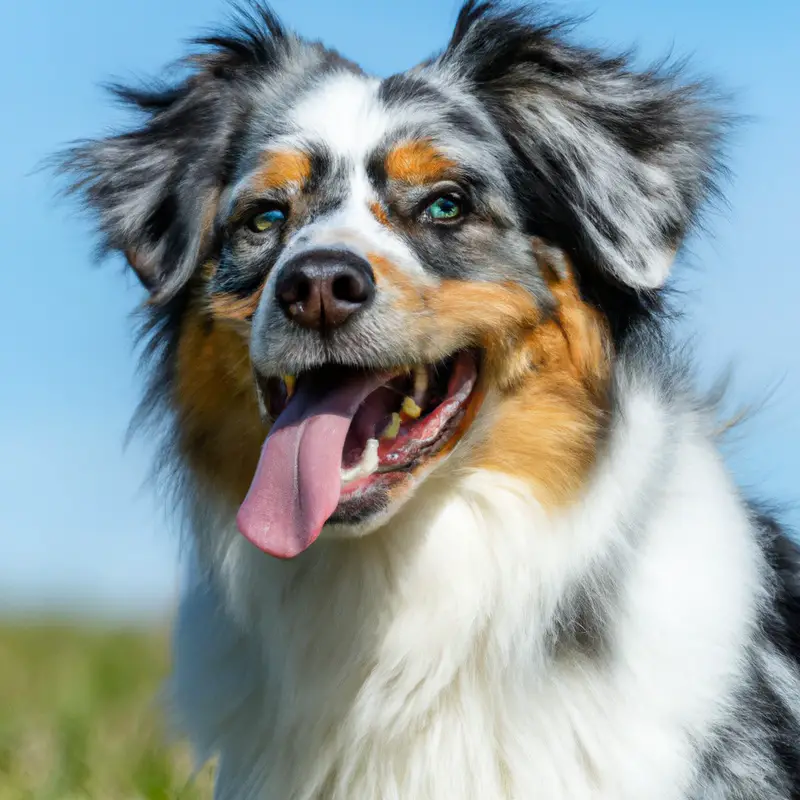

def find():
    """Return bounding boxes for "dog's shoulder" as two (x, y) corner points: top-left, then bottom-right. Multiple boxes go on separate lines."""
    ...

(689, 506), (800, 798)
(758, 509), (800, 659)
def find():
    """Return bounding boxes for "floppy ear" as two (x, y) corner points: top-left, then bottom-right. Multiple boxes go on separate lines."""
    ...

(58, 6), (290, 302)
(441, 2), (728, 290)
(60, 75), (237, 301)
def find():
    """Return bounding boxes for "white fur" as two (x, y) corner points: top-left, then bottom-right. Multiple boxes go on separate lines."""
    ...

(290, 71), (386, 162)
(171, 369), (765, 799)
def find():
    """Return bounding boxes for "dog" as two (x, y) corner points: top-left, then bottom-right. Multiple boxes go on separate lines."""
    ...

(60, 2), (800, 797)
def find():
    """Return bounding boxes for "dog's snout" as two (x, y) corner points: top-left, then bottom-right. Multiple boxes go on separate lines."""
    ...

(275, 249), (375, 331)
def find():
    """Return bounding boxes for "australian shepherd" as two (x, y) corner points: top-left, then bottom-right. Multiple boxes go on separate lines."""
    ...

(60, 2), (800, 797)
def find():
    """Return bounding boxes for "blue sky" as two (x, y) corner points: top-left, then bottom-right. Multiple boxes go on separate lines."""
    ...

(1, 0), (798, 618)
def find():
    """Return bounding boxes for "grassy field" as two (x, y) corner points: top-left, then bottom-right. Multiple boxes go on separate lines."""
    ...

(0, 621), (214, 799)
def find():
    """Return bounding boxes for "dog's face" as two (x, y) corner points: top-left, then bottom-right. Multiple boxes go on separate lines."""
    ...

(224, 67), (566, 554)
(63, 3), (723, 558)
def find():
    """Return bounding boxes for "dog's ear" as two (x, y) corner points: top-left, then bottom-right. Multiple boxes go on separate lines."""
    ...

(60, 76), (235, 301)
(441, 2), (728, 291)
(58, 6), (289, 302)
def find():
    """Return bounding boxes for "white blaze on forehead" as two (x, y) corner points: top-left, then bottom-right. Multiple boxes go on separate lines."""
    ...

(290, 71), (388, 162)
(280, 70), (428, 279)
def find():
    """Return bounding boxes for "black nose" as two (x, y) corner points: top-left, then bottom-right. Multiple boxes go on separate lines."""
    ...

(274, 248), (375, 331)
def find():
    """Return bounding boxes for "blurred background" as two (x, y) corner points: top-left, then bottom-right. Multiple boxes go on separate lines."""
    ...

(1, 0), (798, 796)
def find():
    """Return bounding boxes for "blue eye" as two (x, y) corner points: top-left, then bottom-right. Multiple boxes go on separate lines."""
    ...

(248, 207), (286, 232)
(426, 194), (463, 222)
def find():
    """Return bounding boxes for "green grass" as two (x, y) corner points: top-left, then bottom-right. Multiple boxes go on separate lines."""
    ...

(0, 621), (214, 799)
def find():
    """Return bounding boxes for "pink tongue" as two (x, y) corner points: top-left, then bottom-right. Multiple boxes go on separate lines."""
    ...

(236, 371), (388, 559)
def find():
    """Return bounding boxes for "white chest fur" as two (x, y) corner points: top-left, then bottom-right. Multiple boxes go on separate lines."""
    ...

(173, 388), (762, 800)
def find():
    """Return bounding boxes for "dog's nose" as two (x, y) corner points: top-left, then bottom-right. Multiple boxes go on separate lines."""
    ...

(274, 249), (375, 331)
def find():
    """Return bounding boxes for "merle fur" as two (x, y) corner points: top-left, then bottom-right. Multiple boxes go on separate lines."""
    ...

(57, 4), (800, 796)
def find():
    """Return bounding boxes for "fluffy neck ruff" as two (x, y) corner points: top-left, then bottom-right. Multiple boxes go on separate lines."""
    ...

(173, 364), (759, 798)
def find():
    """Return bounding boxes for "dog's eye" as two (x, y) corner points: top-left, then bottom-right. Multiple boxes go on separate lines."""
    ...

(247, 207), (287, 233)
(425, 194), (463, 223)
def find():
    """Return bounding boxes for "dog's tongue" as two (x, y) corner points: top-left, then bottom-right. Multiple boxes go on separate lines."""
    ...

(236, 371), (388, 559)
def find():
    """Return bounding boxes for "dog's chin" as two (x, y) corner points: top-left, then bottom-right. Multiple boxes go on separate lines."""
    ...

(320, 467), (426, 541)
(321, 495), (398, 541)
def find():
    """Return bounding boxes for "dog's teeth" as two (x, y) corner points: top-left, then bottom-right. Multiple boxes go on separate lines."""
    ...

(340, 438), (379, 485)
(413, 366), (429, 405)
(283, 375), (295, 398)
(381, 412), (401, 440)
(401, 396), (422, 419)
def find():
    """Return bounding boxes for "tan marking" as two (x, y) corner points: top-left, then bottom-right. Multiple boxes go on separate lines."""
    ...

(201, 259), (218, 281)
(468, 242), (612, 508)
(199, 187), (220, 241)
(369, 253), (544, 356)
(209, 285), (264, 321)
(369, 200), (391, 227)
(174, 303), (264, 503)
(367, 253), (425, 312)
(374, 239), (610, 508)
(252, 150), (312, 194)
(385, 139), (457, 185)
(431, 280), (540, 340)
(420, 279), (544, 369)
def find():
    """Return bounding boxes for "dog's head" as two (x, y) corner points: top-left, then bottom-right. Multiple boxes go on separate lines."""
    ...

(62, 2), (724, 557)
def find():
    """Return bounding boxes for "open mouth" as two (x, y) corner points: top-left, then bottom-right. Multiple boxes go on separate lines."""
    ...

(236, 350), (481, 559)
